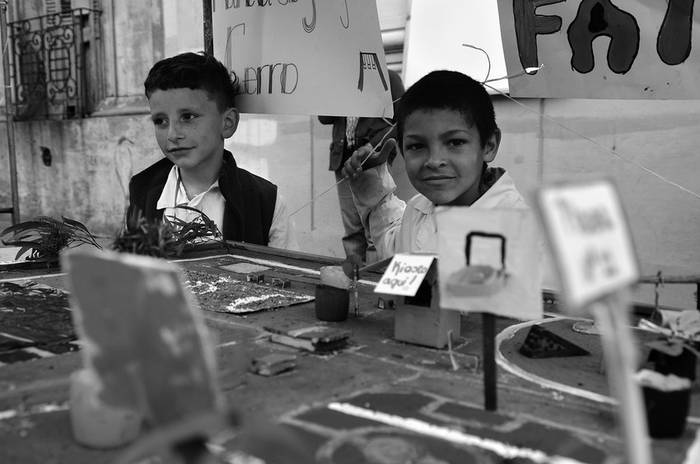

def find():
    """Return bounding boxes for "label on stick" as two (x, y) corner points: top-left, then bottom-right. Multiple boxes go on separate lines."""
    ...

(374, 254), (435, 296)
(536, 179), (639, 312)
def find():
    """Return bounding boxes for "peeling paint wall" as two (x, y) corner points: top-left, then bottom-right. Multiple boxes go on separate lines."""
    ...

(0, 115), (160, 234)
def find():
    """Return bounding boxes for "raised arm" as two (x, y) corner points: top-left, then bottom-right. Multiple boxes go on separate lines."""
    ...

(343, 143), (405, 259)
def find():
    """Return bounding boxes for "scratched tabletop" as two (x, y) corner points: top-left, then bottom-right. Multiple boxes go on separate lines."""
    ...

(0, 244), (697, 463)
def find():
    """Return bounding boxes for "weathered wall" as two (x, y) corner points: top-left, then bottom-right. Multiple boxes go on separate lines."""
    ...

(0, 115), (160, 234)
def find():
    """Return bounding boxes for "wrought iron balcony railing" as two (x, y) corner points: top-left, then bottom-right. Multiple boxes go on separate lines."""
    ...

(8, 8), (103, 120)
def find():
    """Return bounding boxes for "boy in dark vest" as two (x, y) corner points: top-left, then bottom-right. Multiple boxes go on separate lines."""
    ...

(128, 52), (296, 248)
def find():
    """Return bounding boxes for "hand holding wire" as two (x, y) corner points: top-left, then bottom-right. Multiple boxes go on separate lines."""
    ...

(341, 138), (398, 180)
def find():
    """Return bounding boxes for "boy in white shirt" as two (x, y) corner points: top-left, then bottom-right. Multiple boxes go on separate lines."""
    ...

(127, 52), (296, 249)
(342, 70), (527, 259)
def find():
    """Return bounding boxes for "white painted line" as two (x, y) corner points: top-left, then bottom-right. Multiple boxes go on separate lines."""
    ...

(327, 402), (585, 464)
(495, 318), (700, 424)
(0, 409), (18, 421)
(22, 347), (56, 358)
(0, 273), (67, 283)
(495, 317), (615, 405)
(176, 253), (376, 286)
(216, 340), (238, 349)
(0, 402), (68, 421)
(0, 332), (34, 343)
(0, 254), (375, 287)
(174, 254), (317, 275)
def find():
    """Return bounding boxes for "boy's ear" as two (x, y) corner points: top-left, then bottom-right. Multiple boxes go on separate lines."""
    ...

(482, 127), (501, 163)
(222, 107), (240, 138)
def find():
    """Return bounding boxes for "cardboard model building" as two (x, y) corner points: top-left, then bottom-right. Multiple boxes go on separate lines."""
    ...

(436, 207), (543, 321)
(374, 253), (458, 349)
(63, 249), (222, 447)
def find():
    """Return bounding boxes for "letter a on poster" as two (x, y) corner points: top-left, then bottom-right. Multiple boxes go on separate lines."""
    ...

(212, 0), (393, 117)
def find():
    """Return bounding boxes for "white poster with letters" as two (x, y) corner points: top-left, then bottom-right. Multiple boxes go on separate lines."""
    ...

(404, 0), (508, 93)
(212, 0), (393, 116)
(497, 0), (700, 99)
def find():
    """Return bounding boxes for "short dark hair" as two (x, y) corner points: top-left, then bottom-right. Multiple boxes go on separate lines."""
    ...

(396, 70), (497, 150)
(144, 52), (237, 111)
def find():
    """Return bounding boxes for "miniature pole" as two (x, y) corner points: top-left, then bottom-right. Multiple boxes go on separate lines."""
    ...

(202, 0), (213, 55)
(0, 0), (19, 224)
(591, 290), (651, 464)
(482, 312), (497, 411)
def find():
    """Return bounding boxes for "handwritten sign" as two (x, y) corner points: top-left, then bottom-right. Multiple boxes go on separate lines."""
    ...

(535, 180), (639, 312)
(64, 250), (222, 426)
(497, 0), (700, 99)
(374, 253), (435, 296)
(435, 208), (543, 320)
(212, 0), (393, 116)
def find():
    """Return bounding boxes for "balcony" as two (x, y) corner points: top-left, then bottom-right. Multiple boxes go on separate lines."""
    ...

(8, 8), (102, 120)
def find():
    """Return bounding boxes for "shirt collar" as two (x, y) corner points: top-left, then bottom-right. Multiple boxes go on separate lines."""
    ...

(411, 170), (515, 214)
(156, 166), (220, 209)
(474, 170), (515, 207)
(412, 194), (435, 214)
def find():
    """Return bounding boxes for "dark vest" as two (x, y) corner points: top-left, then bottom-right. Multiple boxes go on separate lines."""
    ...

(127, 150), (277, 245)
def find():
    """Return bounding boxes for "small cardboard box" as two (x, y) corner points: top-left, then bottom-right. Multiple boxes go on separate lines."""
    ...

(394, 281), (460, 349)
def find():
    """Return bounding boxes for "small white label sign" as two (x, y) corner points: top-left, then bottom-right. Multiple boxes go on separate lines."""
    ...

(537, 180), (639, 311)
(374, 254), (435, 296)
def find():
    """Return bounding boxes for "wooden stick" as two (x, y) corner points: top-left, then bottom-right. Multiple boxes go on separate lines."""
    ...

(359, 256), (393, 274)
(202, 0), (213, 55)
(217, 241), (344, 265)
(482, 312), (497, 411)
(591, 291), (651, 464)
(639, 274), (700, 283)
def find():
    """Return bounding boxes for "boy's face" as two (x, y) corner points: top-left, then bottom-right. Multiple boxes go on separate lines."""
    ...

(402, 108), (499, 206)
(148, 88), (238, 173)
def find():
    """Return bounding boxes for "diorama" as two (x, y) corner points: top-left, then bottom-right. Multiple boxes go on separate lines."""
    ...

(1, 1), (700, 463)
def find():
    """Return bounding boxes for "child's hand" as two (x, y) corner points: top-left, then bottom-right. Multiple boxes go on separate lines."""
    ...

(342, 138), (398, 179)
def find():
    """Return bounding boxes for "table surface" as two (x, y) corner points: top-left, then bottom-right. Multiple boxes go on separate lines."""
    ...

(0, 244), (697, 464)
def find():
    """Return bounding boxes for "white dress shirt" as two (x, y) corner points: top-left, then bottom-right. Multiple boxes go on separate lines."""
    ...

(348, 163), (558, 290)
(348, 163), (528, 259)
(156, 166), (298, 250)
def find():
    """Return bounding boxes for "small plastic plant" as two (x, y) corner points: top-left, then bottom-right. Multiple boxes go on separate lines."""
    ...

(112, 206), (224, 258)
(0, 216), (102, 262)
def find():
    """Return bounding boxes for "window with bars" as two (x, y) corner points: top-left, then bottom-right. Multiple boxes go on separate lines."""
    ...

(8, 6), (103, 120)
